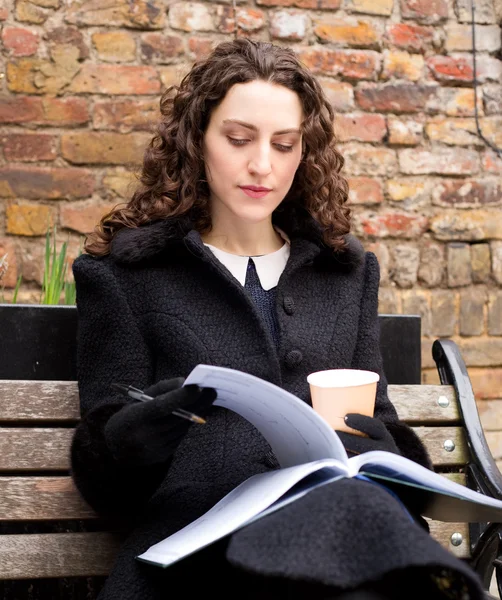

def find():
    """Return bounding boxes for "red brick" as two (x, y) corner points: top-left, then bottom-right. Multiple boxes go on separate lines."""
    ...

(385, 23), (434, 52)
(93, 99), (160, 133)
(61, 132), (150, 165)
(387, 116), (423, 145)
(60, 202), (117, 234)
(188, 37), (217, 60)
(45, 26), (89, 60)
(140, 33), (184, 63)
(0, 96), (90, 126)
(399, 147), (479, 175)
(40, 97), (89, 126)
(314, 17), (381, 47)
(432, 179), (502, 208)
(6, 203), (55, 236)
(257, 0), (318, 7)
(296, 47), (380, 80)
(342, 144), (397, 176)
(2, 27), (39, 57)
(427, 56), (473, 83)
(347, 177), (383, 205)
(355, 211), (429, 237)
(474, 370), (502, 399)
(319, 78), (354, 112)
(65, 0), (165, 29)
(400, 0), (448, 22)
(0, 96), (44, 123)
(355, 82), (436, 113)
(0, 7), (8, 19)
(70, 65), (160, 95)
(168, 2), (215, 32)
(0, 166), (95, 199)
(270, 10), (309, 41)
(382, 51), (424, 81)
(335, 113), (386, 142)
(483, 151), (502, 174)
(236, 7), (266, 32)
(0, 238), (18, 288)
(1, 133), (57, 162)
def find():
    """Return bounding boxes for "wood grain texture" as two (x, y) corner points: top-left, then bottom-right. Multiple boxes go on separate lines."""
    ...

(412, 427), (468, 466)
(0, 477), (96, 520)
(389, 385), (459, 423)
(427, 521), (470, 558)
(0, 429), (72, 471)
(0, 381), (79, 422)
(0, 533), (121, 579)
(0, 381), (460, 425)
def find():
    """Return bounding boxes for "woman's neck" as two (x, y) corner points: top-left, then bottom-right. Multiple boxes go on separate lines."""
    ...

(201, 219), (284, 257)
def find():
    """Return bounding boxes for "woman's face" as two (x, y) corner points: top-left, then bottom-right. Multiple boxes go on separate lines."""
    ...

(202, 80), (304, 225)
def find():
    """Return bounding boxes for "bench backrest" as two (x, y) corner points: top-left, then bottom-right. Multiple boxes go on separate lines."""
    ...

(0, 379), (469, 580)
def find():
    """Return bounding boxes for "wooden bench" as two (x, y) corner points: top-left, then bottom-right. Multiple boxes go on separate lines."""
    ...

(0, 310), (501, 598)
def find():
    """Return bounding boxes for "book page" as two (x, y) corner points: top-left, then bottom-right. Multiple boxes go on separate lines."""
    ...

(184, 364), (347, 468)
(351, 451), (502, 522)
(137, 458), (347, 568)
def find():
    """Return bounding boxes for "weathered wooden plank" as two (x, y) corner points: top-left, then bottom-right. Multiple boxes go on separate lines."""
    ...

(389, 385), (459, 423)
(0, 425), (467, 472)
(0, 381), (80, 422)
(0, 477), (96, 520)
(0, 533), (121, 579)
(427, 521), (470, 558)
(412, 427), (468, 466)
(0, 429), (72, 471)
(0, 381), (459, 426)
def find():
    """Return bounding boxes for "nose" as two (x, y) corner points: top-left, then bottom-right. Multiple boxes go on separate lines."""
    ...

(248, 144), (272, 176)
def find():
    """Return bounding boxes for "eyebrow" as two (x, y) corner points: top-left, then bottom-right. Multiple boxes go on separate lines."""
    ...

(222, 119), (301, 135)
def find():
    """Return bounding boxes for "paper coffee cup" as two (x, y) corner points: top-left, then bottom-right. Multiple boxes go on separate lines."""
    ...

(307, 369), (379, 434)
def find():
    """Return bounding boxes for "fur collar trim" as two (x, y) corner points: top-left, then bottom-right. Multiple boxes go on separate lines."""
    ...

(110, 206), (365, 272)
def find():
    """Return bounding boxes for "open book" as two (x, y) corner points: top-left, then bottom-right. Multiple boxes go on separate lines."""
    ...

(137, 364), (502, 568)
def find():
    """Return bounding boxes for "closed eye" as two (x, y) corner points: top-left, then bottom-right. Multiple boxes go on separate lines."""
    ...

(227, 137), (294, 153)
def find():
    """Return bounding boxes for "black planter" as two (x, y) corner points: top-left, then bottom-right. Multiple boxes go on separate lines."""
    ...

(0, 305), (421, 384)
(0, 304), (77, 380)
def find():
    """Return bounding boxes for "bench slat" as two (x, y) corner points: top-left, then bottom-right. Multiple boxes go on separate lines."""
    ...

(413, 427), (468, 466)
(0, 426), (468, 472)
(427, 521), (470, 558)
(0, 381), (79, 421)
(389, 385), (459, 423)
(0, 381), (459, 425)
(0, 533), (121, 579)
(0, 477), (95, 520)
(0, 429), (73, 471)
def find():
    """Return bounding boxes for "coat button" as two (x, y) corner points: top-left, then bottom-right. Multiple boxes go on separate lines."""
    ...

(283, 296), (295, 315)
(285, 350), (303, 369)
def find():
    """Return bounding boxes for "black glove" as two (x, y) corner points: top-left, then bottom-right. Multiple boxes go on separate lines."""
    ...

(104, 378), (217, 466)
(336, 413), (400, 457)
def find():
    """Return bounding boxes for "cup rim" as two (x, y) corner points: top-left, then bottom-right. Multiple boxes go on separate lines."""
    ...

(307, 368), (380, 388)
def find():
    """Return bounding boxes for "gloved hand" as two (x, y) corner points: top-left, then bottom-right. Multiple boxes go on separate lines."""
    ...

(104, 377), (217, 466)
(335, 413), (400, 457)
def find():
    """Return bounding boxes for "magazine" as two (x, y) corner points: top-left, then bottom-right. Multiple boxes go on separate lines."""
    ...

(137, 364), (502, 568)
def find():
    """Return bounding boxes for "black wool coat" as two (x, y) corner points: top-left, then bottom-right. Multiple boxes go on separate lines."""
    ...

(71, 210), (482, 600)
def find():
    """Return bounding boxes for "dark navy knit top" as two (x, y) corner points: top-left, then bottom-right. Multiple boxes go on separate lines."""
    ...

(244, 259), (280, 348)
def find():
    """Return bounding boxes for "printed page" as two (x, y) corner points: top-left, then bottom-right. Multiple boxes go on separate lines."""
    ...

(351, 451), (502, 522)
(137, 458), (347, 568)
(184, 364), (347, 468)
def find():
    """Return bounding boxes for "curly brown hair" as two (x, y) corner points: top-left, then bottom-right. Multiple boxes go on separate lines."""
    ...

(85, 38), (350, 256)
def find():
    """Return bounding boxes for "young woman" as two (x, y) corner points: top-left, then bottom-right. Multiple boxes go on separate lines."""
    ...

(71, 39), (484, 600)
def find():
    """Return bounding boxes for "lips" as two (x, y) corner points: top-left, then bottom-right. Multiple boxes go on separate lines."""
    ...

(240, 186), (272, 192)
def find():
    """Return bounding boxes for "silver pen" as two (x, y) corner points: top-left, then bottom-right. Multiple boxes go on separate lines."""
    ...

(111, 383), (206, 424)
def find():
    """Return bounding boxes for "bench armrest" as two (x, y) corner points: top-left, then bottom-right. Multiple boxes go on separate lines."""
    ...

(433, 339), (502, 501)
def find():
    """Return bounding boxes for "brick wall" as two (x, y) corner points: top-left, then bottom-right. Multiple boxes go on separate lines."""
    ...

(0, 0), (501, 454)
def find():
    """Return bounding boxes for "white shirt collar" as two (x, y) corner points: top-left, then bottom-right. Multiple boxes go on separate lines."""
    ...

(204, 230), (290, 291)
